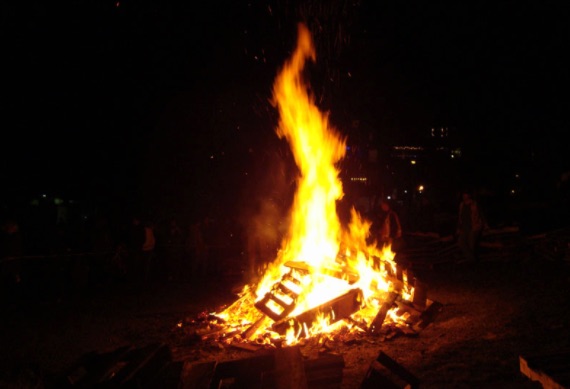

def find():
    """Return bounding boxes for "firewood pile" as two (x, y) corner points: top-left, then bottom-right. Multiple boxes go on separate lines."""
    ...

(45, 269), (441, 388)
(51, 342), (422, 388)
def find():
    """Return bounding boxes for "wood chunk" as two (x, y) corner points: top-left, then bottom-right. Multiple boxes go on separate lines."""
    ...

(412, 300), (443, 332)
(368, 292), (398, 334)
(304, 353), (345, 388)
(210, 352), (276, 388)
(231, 342), (263, 352)
(360, 351), (419, 389)
(62, 343), (175, 389)
(114, 343), (173, 387)
(179, 360), (217, 389)
(242, 316), (270, 341)
(261, 346), (309, 389)
(412, 278), (428, 309)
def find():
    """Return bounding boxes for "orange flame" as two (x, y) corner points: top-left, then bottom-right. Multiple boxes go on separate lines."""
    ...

(215, 24), (413, 344)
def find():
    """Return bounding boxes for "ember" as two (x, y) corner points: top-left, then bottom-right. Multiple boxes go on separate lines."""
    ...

(203, 24), (437, 346)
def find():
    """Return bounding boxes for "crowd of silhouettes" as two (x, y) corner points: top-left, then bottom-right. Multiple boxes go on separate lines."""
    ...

(0, 210), (243, 306)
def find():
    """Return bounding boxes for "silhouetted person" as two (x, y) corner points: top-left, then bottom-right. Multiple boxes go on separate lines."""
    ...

(374, 199), (403, 252)
(90, 215), (113, 286)
(0, 219), (23, 303)
(141, 221), (156, 283)
(165, 219), (185, 282)
(456, 191), (484, 262)
(127, 217), (145, 283)
(187, 219), (207, 283)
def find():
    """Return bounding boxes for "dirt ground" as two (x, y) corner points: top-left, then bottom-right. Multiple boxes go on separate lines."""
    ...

(1, 250), (569, 388)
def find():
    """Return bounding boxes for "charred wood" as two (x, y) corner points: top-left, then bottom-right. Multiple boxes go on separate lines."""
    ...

(360, 351), (419, 389)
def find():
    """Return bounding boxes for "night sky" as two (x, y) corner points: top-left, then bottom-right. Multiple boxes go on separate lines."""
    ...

(2, 1), (569, 220)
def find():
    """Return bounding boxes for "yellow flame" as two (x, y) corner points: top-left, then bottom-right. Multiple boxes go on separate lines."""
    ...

(214, 23), (414, 343)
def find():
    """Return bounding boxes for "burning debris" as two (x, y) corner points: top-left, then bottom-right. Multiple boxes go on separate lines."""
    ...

(180, 23), (442, 350)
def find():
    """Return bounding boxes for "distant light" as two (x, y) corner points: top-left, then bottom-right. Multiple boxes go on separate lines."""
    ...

(404, 190), (408, 194)
(42, 194), (47, 198)
(418, 185), (424, 193)
(210, 155), (214, 159)
(515, 174), (520, 178)
(387, 196), (391, 200)
(410, 160), (416, 165)
(511, 189), (516, 194)
(451, 154), (455, 159)
(116, 2), (120, 7)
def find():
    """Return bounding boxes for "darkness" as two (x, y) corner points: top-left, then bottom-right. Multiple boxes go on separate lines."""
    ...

(2, 0), (569, 234)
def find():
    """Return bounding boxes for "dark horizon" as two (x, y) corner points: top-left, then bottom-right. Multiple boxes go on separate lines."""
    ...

(2, 1), (569, 222)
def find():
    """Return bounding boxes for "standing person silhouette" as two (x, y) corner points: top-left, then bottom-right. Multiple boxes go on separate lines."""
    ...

(127, 216), (145, 283)
(375, 199), (403, 252)
(141, 220), (156, 283)
(456, 191), (484, 262)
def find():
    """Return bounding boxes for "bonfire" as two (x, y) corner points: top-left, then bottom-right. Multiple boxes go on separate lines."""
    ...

(205, 23), (426, 347)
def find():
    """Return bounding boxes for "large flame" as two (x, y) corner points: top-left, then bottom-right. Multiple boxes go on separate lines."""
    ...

(215, 24), (412, 344)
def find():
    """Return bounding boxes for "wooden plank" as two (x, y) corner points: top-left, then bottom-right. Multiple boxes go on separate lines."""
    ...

(411, 300), (443, 333)
(412, 278), (428, 309)
(272, 288), (363, 336)
(520, 351), (570, 389)
(368, 292), (398, 334)
(64, 345), (134, 387)
(360, 351), (419, 389)
(210, 352), (276, 388)
(117, 343), (172, 386)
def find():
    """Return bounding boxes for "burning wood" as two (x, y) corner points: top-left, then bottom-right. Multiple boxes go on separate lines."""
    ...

(198, 24), (441, 347)
(272, 288), (364, 337)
